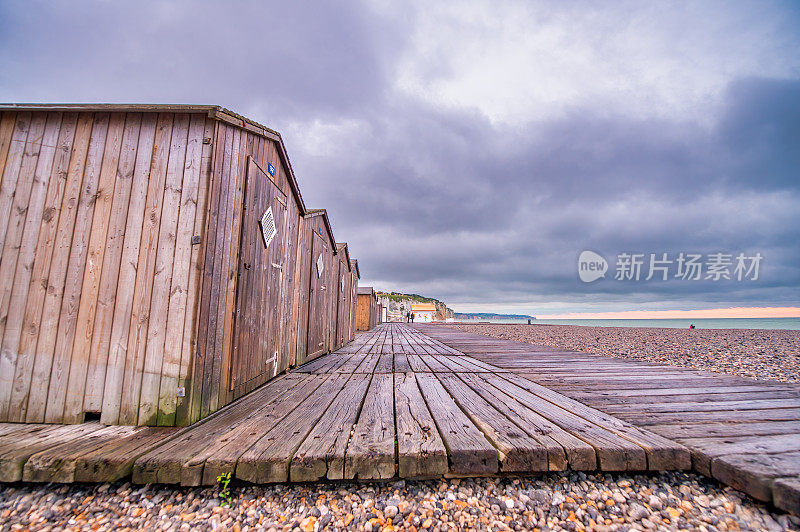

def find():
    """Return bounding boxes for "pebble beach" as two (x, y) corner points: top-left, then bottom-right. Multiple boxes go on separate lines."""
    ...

(2, 472), (799, 532)
(446, 323), (800, 384)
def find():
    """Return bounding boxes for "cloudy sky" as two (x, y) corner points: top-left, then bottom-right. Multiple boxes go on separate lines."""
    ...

(2, 0), (799, 316)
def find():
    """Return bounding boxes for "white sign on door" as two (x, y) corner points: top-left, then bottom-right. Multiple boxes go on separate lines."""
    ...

(260, 206), (277, 248)
(316, 253), (324, 278)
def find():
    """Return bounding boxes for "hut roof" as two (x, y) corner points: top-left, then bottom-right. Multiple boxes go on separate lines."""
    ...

(335, 243), (351, 268)
(304, 208), (336, 248)
(411, 303), (436, 312)
(350, 259), (360, 279)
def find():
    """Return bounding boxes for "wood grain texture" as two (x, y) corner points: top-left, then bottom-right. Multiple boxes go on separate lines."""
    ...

(22, 425), (139, 482)
(459, 372), (591, 471)
(40, 113), (110, 423)
(199, 123), (235, 419)
(192, 120), (228, 425)
(415, 322), (800, 511)
(0, 423), (103, 481)
(291, 373), (370, 481)
(236, 375), (348, 484)
(78, 113), (144, 415)
(0, 113), (20, 232)
(415, 371), (497, 475)
(63, 112), (132, 422)
(0, 113), (75, 420)
(18, 114), (94, 422)
(117, 112), (174, 425)
(0, 113), (35, 277)
(395, 372), (448, 478)
(194, 375), (318, 486)
(157, 113), (207, 426)
(99, 114), (158, 424)
(0, 113), (53, 375)
(711, 451), (800, 502)
(773, 477), (800, 515)
(138, 113), (190, 425)
(174, 118), (214, 427)
(344, 373), (396, 479)
(132, 374), (309, 484)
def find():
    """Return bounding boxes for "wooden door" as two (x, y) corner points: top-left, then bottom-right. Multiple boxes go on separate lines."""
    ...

(230, 159), (287, 395)
(336, 258), (348, 347)
(306, 230), (328, 359)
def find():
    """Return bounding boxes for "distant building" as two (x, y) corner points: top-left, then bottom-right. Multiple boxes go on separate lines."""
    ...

(377, 293), (455, 322)
(411, 303), (437, 322)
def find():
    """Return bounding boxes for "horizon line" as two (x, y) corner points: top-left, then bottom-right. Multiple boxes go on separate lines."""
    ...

(536, 306), (800, 320)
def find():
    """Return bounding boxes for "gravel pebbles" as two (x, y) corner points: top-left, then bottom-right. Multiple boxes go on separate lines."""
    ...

(2, 472), (799, 531)
(446, 324), (800, 383)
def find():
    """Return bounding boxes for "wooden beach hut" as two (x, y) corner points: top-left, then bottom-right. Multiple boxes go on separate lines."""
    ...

(0, 103), (352, 427)
(356, 286), (380, 331)
(291, 209), (337, 366)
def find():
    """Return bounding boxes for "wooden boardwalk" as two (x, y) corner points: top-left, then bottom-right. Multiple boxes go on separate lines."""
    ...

(415, 324), (800, 515)
(0, 323), (797, 515)
(0, 323), (686, 486)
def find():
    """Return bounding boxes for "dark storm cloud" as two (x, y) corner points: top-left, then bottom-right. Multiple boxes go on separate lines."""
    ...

(0, 1), (401, 116)
(1, 0), (798, 313)
(719, 78), (800, 190)
(316, 80), (800, 309)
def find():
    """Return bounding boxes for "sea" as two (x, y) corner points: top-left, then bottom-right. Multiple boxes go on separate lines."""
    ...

(456, 317), (800, 330)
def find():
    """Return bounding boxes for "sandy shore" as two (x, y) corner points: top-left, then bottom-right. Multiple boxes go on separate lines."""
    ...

(445, 323), (800, 383)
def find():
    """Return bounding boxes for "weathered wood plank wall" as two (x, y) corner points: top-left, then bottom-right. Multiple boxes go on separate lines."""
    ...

(0, 106), (359, 427)
(0, 110), (212, 426)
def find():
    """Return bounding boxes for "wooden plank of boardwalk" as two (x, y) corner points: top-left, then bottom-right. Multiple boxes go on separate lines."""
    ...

(170, 324), (689, 484)
(414, 323), (800, 515)
(0, 424), (107, 481)
(0, 323), (690, 490)
(394, 373), (448, 478)
(291, 374), (371, 481)
(343, 373), (395, 479)
(414, 371), (498, 475)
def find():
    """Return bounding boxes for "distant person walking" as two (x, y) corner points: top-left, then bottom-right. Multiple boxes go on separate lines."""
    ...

(405, 311), (410, 323)
(411, 312), (415, 323)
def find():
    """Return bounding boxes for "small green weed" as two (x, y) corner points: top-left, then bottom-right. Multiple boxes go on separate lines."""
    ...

(216, 472), (233, 506)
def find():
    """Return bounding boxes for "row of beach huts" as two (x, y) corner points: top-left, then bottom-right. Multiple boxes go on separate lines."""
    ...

(0, 104), (381, 427)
